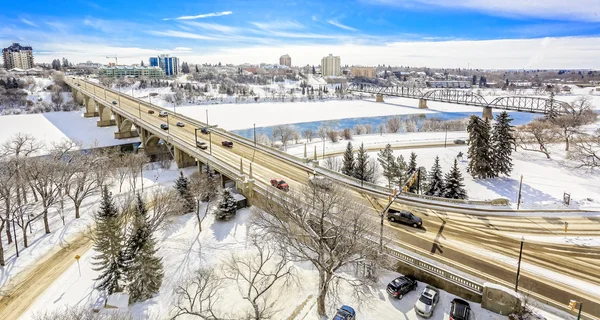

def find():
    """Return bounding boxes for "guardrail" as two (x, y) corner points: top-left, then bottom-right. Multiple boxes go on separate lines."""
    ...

(398, 191), (496, 206)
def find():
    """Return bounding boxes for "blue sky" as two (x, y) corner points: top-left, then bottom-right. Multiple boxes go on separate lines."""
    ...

(2, 0), (600, 68)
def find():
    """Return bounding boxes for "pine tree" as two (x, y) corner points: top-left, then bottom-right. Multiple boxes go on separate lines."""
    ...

(353, 143), (373, 183)
(444, 159), (467, 199)
(92, 186), (125, 295)
(491, 111), (515, 176)
(141, 60), (144, 67)
(425, 156), (445, 197)
(467, 115), (494, 179)
(406, 152), (418, 193)
(195, 65), (200, 73)
(418, 166), (428, 194)
(377, 144), (395, 187)
(124, 195), (164, 303)
(341, 142), (355, 176)
(392, 155), (407, 187)
(216, 188), (237, 220)
(175, 172), (195, 213)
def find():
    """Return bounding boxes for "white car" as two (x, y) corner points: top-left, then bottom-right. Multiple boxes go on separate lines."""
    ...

(159, 111), (168, 117)
(414, 285), (439, 318)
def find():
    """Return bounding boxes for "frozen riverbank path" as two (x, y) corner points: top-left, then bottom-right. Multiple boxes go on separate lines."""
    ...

(347, 83), (571, 116)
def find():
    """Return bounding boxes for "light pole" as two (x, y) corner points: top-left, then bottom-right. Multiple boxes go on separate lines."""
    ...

(253, 123), (256, 146)
(517, 175), (524, 210)
(209, 131), (212, 155)
(515, 237), (524, 292)
(206, 109), (209, 125)
(444, 124), (448, 148)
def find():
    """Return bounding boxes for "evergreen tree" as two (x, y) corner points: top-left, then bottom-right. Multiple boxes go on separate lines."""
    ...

(418, 166), (428, 195)
(216, 188), (237, 220)
(195, 65), (200, 73)
(467, 115), (494, 179)
(406, 152), (418, 193)
(377, 144), (395, 187)
(392, 155), (407, 187)
(492, 112), (515, 176)
(141, 60), (144, 67)
(444, 159), (467, 199)
(175, 172), (195, 213)
(492, 111), (515, 176)
(124, 195), (164, 303)
(92, 187), (125, 295)
(353, 143), (374, 183)
(341, 142), (355, 176)
(425, 156), (445, 197)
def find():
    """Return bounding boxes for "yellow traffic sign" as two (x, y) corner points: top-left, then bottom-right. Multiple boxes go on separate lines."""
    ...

(75, 255), (81, 260)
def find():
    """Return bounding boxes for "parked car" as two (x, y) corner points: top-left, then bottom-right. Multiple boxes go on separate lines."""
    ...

(200, 127), (209, 134)
(176, 122), (185, 127)
(453, 139), (466, 144)
(221, 140), (233, 148)
(159, 110), (168, 117)
(270, 179), (289, 192)
(386, 275), (417, 300)
(332, 305), (355, 320)
(147, 110), (155, 114)
(414, 285), (440, 318)
(112, 100), (117, 105)
(449, 298), (471, 320)
(387, 209), (423, 228)
(160, 124), (169, 130)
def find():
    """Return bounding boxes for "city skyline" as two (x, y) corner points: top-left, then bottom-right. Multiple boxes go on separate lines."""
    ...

(2, 0), (600, 68)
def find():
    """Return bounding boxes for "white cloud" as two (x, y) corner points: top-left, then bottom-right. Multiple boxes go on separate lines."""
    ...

(326, 19), (357, 31)
(20, 18), (37, 27)
(251, 21), (304, 31)
(163, 11), (232, 21)
(147, 30), (217, 40)
(182, 21), (239, 33)
(370, 0), (600, 22)
(173, 47), (193, 52)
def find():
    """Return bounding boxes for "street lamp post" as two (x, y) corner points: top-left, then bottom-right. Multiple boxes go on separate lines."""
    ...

(206, 109), (209, 125)
(12, 219), (19, 258)
(253, 123), (256, 146)
(209, 131), (212, 155)
(444, 124), (448, 148)
(515, 237), (524, 292)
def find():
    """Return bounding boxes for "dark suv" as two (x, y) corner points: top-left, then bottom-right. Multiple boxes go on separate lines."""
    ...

(387, 209), (422, 228)
(386, 275), (417, 300)
(449, 298), (471, 320)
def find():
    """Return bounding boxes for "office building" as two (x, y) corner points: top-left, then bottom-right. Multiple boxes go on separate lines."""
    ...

(149, 54), (179, 76)
(98, 66), (164, 78)
(321, 54), (340, 77)
(2, 43), (34, 70)
(279, 54), (291, 67)
(351, 67), (376, 78)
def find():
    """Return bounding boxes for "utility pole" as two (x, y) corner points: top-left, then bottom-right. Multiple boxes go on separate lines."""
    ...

(444, 124), (448, 148)
(515, 237), (524, 292)
(517, 175), (523, 209)
(253, 123), (256, 146)
(206, 109), (209, 125)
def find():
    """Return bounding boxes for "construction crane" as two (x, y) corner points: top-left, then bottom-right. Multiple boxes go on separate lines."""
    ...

(106, 55), (118, 66)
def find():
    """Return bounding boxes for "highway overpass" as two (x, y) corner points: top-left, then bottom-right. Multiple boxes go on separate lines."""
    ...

(68, 78), (600, 319)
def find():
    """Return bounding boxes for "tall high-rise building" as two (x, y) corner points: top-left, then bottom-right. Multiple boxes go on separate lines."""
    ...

(2, 43), (34, 69)
(149, 54), (179, 76)
(321, 54), (340, 77)
(279, 54), (291, 67)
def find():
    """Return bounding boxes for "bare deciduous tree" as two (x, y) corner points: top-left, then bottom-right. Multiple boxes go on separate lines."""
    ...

(353, 125), (364, 135)
(1, 133), (44, 206)
(302, 129), (315, 142)
(33, 305), (134, 320)
(272, 124), (295, 148)
(189, 172), (220, 233)
(317, 126), (328, 142)
(172, 268), (224, 320)
(223, 236), (295, 320)
(291, 129), (301, 144)
(323, 156), (342, 172)
(516, 119), (559, 159)
(570, 129), (600, 169)
(386, 116), (402, 133)
(326, 129), (339, 143)
(364, 124), (373, 134)
(0, 159), (18, 265)
(148, 187), (184, 233)
(342, 128), (352, 140)
(252, 179), (380, 317)
(550, 97), (597, 151)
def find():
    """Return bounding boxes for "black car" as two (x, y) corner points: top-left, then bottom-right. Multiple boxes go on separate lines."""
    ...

(222, 141), (233, 148)
(160, 124), (169, 130)
(450, 298), (471, 320)
(112, 100), (117, 105)
(200, 128), (209, 134)
(386, 275), (417, 300)
(453, 139), (466, 144)
(176, 122), (185, 127)
(387, 209), (423, 228)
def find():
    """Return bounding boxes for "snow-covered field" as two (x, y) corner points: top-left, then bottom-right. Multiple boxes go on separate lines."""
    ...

(0, 108), (139, 155)
(21, 203), (565, 320)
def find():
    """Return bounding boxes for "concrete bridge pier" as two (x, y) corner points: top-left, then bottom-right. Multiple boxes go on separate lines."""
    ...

(83, 96), (99, 117)
(114, 114), (139, 139)
(71, 88), (84, 106)
(482, 106), (493, 120)
(418, 99), (428, 109)
(174, 147), (196, 168)
(97, 103), (116, 127)
(376, 94), (385, 103)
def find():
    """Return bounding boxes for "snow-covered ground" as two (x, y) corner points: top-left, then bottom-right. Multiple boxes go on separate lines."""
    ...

(319, 143), (600, 210)
(0, 164), (194, 298)
(21, 203), (567, 320)
(0, 108), (139, 155)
